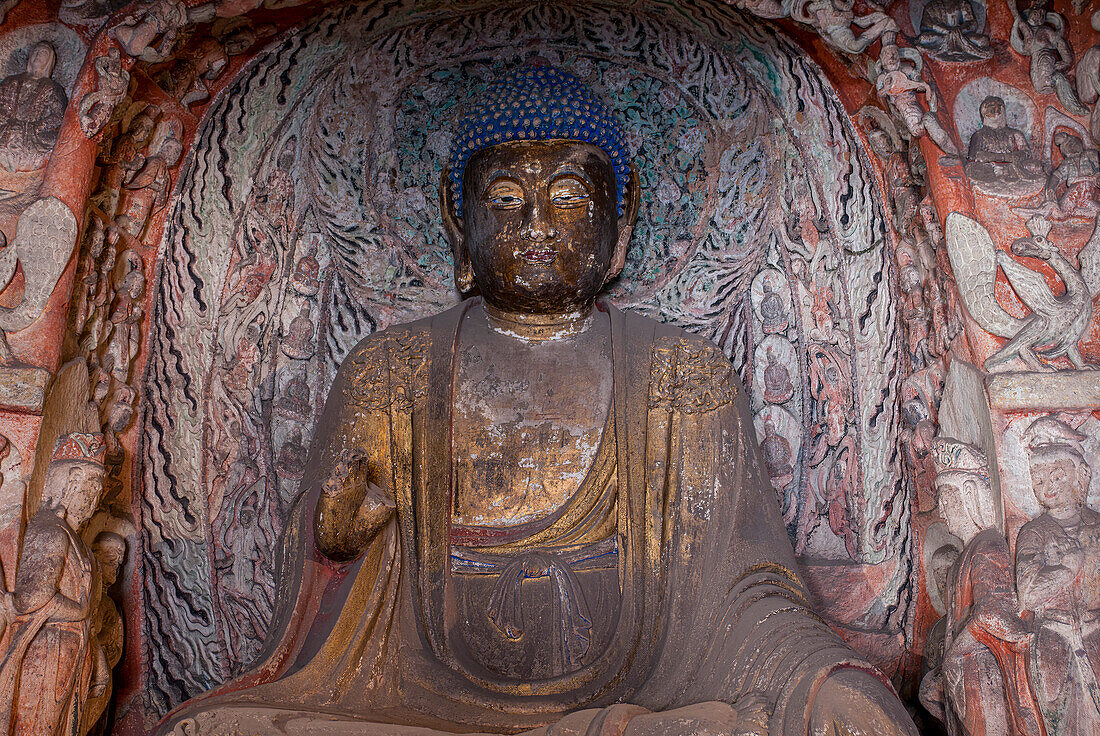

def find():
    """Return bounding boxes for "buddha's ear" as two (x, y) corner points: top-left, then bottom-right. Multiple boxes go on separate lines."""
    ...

(440, 167), (473, 292)
(608, 164), (639, 281)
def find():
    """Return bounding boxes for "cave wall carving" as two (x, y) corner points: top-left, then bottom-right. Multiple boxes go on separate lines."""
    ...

(0, 0), (1093, 733)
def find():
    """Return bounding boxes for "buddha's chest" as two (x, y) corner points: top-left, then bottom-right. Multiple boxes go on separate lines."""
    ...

(974, 128), (1019, 155)
(451, 322), (612, 527)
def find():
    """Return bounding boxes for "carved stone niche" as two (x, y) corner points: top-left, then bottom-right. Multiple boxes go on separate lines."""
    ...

(135, 0), (910, 722)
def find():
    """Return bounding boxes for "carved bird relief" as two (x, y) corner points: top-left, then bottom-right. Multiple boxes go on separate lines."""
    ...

(945, 212), (1100, 371)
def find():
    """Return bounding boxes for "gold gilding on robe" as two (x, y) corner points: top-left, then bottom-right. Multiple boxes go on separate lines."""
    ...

(158, 301), (878, 736)
(345, 330), (431, 412)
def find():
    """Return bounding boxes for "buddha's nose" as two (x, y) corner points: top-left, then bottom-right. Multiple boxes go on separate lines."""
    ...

(521, 197), (558, 242)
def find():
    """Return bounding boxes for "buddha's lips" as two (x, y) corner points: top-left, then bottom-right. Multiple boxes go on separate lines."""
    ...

(518, 248), (556, 264)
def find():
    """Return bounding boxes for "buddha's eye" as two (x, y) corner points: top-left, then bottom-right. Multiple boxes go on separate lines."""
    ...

(549, 176), (591, 208)
(486, 180), (524, 210)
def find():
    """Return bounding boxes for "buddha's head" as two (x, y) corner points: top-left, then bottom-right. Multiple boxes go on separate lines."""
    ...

(442, 64), (639, 315)
(934, 470), (996, 543)
(26, 41), (55, 80)
(1054, 131), (1085, 158)
(930, 437), (999, 543)
(979, 96), (1007, 129)
(879, 43), (901, 72)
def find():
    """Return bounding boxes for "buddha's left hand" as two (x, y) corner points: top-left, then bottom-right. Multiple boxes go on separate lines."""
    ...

(810, 669), (918, 736)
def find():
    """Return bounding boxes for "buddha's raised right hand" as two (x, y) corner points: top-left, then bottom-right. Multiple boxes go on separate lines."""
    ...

(315, 452), (395, 562)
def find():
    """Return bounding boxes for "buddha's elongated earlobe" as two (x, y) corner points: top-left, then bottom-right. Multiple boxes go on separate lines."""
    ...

(440, 167), (473, 292)
(455, 262), (475, 293)
(606, 165), (640, 283)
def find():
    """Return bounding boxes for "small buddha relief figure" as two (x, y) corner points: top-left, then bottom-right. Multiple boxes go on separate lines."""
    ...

(1076, 10), (1100, 148)
(71, 217), (108, 341)
(0, 41), (68, 173)
(252, 137), (297, 230)
(290, 249), (321, 297)
(866, 126), (921, 234)
(275, 427), (308, 481)
(275, 368), (312, 421)
(922, 437), (1044, 736)
(899, 396), (937, 510)
(0, 433), (107, 736)
(215, 492), (274, 673)
(100, 385), (137, 460)
(1009, 2), (1089, 117)
(899, 265), (931, 368)
(112, 0), (189, 63)
(758, 278), (788, 333)
(917, 0), (993, 62)
(807, 282), (839, 344)
(217, 428), (261, 512)
(82, 532), (126, 736)
(1016, 417), (1100, 736)
(78, 48), (130, 140)
(760, 418), (795, 489)
(78, 225), (122, 358)
(1025, 131), (1100, 221)
(280, 300), (316, 360)
(159, 64), (917, 736)
(88, 367), (111, 410)
(918, 542), (960, 726)
(223, 317), (265, 399)
(789, 0), (896, 56)
(98, 250), (145, 383)
(213, 16), (268, 57)
(965, 96), (1045, 198)
(153, 39), (229, 109)
(761, 349), (794, 404)
(875, 41), (961, 164)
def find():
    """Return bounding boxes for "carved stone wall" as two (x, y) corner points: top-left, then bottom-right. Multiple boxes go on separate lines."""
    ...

(0, 0), (1095, 733)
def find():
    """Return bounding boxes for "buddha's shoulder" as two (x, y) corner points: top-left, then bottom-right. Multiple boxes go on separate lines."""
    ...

(337, 315), (437, 410)
(640, 318), (740, 413)
(342, 317), (434, 364)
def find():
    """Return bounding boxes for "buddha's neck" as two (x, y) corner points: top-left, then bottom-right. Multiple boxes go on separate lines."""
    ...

(482, 302), (596, 342)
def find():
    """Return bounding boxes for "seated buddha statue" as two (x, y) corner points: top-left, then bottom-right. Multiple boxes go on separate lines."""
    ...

(158, 65), (917, 736)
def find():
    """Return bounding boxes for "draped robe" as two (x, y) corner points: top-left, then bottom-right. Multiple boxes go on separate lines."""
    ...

(158, 301), (880, 736)
(0, 518), (97, 736)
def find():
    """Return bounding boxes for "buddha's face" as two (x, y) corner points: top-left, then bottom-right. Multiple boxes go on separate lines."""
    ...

(980, 99), (1006, 129)
(867, 130), (893, 158)
(935, 473), (996, 543)
(27, 44), (54, 79)
(1058, 135), (1084, 157)
(444, 140), (636, 314)
(130, 115), (155, 142)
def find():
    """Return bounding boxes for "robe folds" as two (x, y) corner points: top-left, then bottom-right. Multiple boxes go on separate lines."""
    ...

(158, 301), (882, 736)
